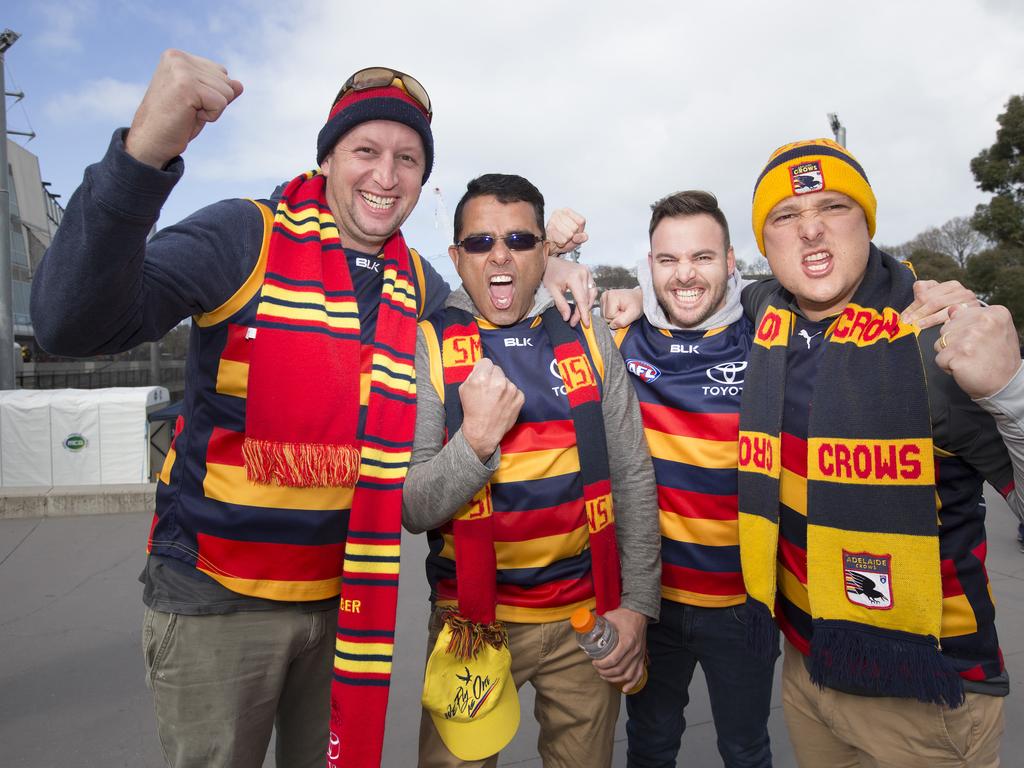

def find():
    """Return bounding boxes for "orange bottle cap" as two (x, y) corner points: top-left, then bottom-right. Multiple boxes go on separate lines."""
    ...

(570, 607), (596, 633)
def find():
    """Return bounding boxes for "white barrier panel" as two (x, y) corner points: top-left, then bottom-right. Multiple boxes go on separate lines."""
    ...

(51, 392), (101, 485)
(0, 387), (169, 486)
(1, 391), (53, 486)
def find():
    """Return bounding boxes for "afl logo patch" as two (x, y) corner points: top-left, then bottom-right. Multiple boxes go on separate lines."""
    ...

(626, 359), (661, 383)
(790, 160), (824, 195)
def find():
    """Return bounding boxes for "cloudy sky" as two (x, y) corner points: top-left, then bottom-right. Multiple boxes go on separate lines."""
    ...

(6, 0), (1024, 285)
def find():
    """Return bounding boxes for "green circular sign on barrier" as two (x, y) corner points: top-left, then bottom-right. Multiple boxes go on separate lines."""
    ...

(63, 433), (88, 452)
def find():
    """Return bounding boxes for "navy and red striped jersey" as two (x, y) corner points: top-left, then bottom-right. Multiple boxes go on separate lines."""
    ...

(615, 315), (754, 607)
(150, 200), (443, 601)
(422, 313), (608, 623)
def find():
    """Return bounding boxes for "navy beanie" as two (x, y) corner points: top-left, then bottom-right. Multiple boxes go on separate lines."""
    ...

(316, 85), (434, 184)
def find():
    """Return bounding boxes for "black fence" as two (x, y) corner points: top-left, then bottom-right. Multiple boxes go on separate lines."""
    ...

(17, 361), (186, 398)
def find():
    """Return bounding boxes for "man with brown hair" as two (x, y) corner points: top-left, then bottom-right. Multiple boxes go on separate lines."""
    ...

(603, 191), (774, 768)
(554, 188), (984, 768)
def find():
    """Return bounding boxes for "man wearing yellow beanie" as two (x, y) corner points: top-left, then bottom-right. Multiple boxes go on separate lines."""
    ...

(738, 138), (1024, 766)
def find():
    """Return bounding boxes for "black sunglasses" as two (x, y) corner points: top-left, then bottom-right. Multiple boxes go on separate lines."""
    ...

(455, 232), (545, 254)
(334, 67), (432, 118)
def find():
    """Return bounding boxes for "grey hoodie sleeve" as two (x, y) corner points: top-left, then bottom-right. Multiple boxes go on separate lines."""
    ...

(975, 363), (1024, 524)
(402, 326), (501, 534)
(590, 312), (661, 621)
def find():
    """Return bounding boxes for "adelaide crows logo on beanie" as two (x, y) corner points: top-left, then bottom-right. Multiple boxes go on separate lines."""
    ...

(751, 138), (876, 256)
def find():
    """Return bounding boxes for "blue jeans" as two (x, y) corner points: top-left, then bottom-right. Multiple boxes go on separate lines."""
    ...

(626, 600), (778, 768)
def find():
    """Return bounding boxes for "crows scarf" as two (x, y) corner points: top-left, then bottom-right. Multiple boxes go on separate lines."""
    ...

(439, 306), (622, 642)
(244, 170), (418, 766)
(737, 245), (963, 707)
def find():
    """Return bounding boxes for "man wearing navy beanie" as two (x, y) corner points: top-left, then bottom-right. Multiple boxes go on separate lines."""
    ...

(31, 49), (592, 768)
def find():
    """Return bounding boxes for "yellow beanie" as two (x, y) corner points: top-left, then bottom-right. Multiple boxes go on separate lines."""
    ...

(751, 138), (876, 256)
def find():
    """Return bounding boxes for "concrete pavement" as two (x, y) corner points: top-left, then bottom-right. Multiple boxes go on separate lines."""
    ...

(1, 487), (1022, 767)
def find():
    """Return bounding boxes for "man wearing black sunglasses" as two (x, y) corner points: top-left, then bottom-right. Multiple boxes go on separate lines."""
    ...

(403, 173), (660, 767)
(30, 51), (594, 768)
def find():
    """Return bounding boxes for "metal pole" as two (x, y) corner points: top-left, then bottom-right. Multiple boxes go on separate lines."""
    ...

(146, 224), (160, 386)
(0, 29), (21, 390)
(150, 341), (161, 386)
(827, 112), (847, 147)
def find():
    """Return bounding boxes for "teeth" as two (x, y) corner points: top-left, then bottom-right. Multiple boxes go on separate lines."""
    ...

(490, 275), (513, 284)
(673, 288), (702, 301)
(361, 192), (395, 210)
(804, 251), (830, 274)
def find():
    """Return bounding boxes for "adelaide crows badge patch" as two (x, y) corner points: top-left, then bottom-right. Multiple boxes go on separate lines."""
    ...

(843, 550), (893, 610)
(790, 160), (824, 195)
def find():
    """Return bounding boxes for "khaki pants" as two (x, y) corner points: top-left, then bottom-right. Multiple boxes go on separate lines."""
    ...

(142, 606), (335, 768)
(782, 641), (1004, 768)
(418, 610), (621, 768)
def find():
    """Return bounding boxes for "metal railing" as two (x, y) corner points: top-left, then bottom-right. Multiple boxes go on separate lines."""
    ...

(17, 360), (185, 396)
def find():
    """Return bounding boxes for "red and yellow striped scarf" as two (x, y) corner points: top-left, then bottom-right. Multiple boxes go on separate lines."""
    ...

(244, 171), (418, 766)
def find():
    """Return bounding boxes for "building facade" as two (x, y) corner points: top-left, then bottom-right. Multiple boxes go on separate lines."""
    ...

(7, 137), (63, 344)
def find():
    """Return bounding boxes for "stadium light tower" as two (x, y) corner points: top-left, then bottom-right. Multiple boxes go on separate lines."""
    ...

(827, 113), (846, 147)
(0, 28), (23, 390)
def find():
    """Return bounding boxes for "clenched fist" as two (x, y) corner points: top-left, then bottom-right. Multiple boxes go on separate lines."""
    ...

(935, 304), (1022, 399)
(546, 207), (589, 256)
(458, 358), (524, 462)
(125, 49), (244, 169)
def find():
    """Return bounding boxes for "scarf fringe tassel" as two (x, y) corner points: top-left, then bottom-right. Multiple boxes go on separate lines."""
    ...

(746, 598), (780, 664)
(441, 610), (509, 660)
(810, 624), (965, 708)
(242, 437), (360, 488)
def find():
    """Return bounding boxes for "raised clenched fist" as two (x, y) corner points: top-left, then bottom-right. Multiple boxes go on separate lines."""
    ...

(125, 49), (244, 169)
(458, 358), (525, 462)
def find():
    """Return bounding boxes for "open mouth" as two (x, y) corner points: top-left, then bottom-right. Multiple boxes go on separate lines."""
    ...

(488, 274), (514, 310)
(671, 287), (705, 307)
(360, 192), (396, 211)
(802, 251), (833, 276)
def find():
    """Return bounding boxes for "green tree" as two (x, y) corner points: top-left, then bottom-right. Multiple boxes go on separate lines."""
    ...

(971, 95), (1024, 248)
(989, 264), (1024, 329)
(911, 217), (988, 269)
(592, 265), (637, 291)
(737, 256), (772, 279)
(905, 248), (964, 283)
(965, 247), (1024, 301)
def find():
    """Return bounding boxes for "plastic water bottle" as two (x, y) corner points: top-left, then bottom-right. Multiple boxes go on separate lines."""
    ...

(570, 607), (647, 693)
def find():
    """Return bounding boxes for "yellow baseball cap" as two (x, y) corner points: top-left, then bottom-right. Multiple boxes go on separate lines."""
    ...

(421, 622), (520, 761)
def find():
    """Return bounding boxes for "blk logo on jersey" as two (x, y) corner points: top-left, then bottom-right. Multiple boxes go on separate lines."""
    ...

(504, 337), (534, 347)
(843, 551), (893, 610)
(670, 343), (700, 354)
(626, 358), (662, 383)
(355, 256), (382, 272)
(790, 161), (824, 195)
